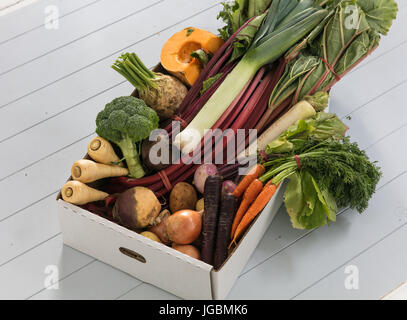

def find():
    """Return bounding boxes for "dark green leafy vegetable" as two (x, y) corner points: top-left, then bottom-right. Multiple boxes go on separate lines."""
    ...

(269, 0), (398, 109)
(190, 49), (212, 68)
(217, 0), (272, 60)
(260, 137), (382, 230)
(186, 28), (195, 36)
(96, 96), (159, 179)
(200, 73), (223, 95)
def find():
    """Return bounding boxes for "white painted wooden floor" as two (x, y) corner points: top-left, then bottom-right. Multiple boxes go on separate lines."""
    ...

(0, 0), (406, 300)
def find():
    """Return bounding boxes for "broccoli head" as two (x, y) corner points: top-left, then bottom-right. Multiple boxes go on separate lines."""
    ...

(96, 96), (159, 178)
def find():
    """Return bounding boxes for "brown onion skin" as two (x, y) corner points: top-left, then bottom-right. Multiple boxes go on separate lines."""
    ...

(166, 210), (202, 245)
(148, 210), (171, 245)
(172, 244), (201, 260)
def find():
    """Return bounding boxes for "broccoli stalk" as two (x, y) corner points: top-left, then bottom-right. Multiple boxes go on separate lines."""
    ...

(117, 135), (145, 179)
(96, 96), (159, 179)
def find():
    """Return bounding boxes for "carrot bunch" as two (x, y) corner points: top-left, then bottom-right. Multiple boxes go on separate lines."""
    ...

(229, 164), (279, 246)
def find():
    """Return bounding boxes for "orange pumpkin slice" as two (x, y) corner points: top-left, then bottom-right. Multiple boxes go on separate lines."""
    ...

(161, 27), (224, 86)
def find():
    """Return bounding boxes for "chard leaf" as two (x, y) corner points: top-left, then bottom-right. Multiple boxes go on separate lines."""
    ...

(265, 138), (294, 154)
(285, 170), (334, 230)
(191, 49), (210, 68)
(201, 73), (223, 95)
(357, 0), (398, 35)
(231, 12), (268, 61)
(217, 0), (272, 40)
(284, 172), (307, 229)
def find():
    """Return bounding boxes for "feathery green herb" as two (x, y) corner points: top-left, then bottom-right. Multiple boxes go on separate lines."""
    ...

(260, 132), (381, 230)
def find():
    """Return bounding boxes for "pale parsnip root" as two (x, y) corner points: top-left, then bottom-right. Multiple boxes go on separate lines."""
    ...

(61, 181), (108, 205)
(88, 137), (124, 167)
(240, 100), (317, 159)
(71, 159), (129, 183)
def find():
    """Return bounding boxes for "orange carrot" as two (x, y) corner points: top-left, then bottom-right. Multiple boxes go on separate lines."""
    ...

(230, 179), (264, 240)
(230, 183), (279, 246)
(233, 164), (265, 198)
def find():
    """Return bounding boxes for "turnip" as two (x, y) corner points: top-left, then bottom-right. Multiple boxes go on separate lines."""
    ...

(113, 187), (161, 230)
(194, 164), (218, 194)
(222, 180), (237, 195)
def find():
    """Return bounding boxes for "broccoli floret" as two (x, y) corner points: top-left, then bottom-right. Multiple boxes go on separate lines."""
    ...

(96, 96), (159, 178)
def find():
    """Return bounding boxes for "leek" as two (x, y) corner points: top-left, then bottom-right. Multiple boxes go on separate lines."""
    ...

(174, 1), (328, 153)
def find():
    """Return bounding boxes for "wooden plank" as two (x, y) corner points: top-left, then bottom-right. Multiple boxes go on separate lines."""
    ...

(0, 0), (221, 108)
(354, 4), (407, 72)
(227, 168), (407, 299)
(118, 283), (180, 300)
(29, 260), (141, 299)
(0, 0), (163, 74)
(0, 234), (94, 299)
(295, 221), (407, 299)
(0, 0), (100, 44)
(0, 5), (223, 142)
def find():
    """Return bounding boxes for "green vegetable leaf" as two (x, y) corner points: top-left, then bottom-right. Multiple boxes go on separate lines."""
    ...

(265, 111), (348, 156)
(217, 0), (272, 40)
(231, 12), (268, 61)
(191, 49), (211, 68)
(284, 170), (337, 230)
(284, 172), (307, 229)
(200, 73), (223, 95)
(357, 0), (398, 35)
(186, 28), (195, 36)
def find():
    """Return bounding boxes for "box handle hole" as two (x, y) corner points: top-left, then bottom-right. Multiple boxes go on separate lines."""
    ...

(119, 247), (146, 263)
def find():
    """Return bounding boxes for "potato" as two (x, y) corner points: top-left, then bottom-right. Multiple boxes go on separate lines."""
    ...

(169, 182), (197, 214)
(140, 231), (162, 243)
(196, 198), (204, 211)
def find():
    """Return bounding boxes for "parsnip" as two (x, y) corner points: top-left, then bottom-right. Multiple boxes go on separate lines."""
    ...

(71, 159), (129, 183)
(61, 181), (108, 205)
(240, 92), (330, 158)
(88, 137), (123, 166)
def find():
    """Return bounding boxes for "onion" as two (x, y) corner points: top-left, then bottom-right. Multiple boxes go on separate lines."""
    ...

(172, 244), (201, 260)
(148, 210), (171, 245)
(194, 164), (218, 193)
(166, 210), (202, 245)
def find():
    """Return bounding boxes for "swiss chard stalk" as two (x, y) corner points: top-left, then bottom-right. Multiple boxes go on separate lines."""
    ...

(174, 2), (328, 154)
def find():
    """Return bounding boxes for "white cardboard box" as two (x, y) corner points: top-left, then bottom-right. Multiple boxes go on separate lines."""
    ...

(57, 182), (284, 300)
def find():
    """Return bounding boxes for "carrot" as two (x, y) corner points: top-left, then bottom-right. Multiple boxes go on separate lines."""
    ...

(61, 181), (109, 205)
(201, 175), (223, 265)
(230, 179), (264, 240)
(233, 164), (265, 198)
(230, 183), (279, 246)
(71, 159), (129, 183)
(213, 193), (237, 269)
(88, 137), (124, 167)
